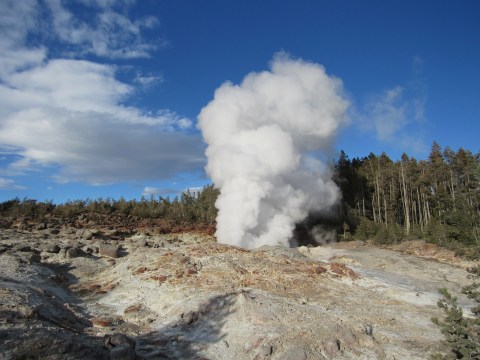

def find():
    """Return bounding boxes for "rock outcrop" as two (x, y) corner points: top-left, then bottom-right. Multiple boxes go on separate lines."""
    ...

(0, 226), (475, 359)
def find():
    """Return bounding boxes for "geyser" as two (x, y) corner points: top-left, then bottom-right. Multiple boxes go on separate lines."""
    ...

(198, 54), (349, 249)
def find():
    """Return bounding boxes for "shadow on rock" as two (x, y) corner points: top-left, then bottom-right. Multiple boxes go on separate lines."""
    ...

(131, 293), (237, 359)
(0, 253), (109, 359)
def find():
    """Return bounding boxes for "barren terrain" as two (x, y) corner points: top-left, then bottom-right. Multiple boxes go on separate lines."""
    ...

(1, 219), (477, 359)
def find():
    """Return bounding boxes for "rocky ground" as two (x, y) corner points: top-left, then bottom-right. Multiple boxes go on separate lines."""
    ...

(0, 217), (477, 359)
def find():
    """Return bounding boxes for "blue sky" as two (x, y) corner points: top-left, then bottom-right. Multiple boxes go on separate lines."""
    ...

(0, 0), (478, 203)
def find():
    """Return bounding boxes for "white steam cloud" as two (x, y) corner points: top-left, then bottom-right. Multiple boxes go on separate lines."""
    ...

(198, 54), (349, 249)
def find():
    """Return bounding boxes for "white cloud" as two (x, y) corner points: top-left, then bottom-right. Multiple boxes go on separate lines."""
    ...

(0, 0), (205, 185)
(0, 109), (203, 184)
(3, 60), (130, 115)
(0, 59), (188, 128)
(0, 177), (26, 190)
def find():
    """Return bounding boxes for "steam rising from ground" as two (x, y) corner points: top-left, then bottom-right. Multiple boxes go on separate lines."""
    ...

(198, 54), (349, 249)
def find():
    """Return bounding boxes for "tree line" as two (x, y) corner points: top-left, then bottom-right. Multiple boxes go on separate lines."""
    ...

(336, 142), (480, 256)
(0, 185), (219, 227)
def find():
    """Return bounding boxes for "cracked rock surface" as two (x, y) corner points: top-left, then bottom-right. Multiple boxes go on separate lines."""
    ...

(0, 226), (476, 359)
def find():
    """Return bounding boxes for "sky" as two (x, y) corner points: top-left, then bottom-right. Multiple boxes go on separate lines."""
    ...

(0, 0), (479, 203)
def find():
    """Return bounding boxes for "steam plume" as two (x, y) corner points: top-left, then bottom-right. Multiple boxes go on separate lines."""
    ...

(198, 54), (349, 249)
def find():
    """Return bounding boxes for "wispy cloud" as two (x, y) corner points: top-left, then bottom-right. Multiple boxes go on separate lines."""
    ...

(364, 86), (408, 141)
(45, 0), (162, 59)
(142, 186), (180, 197)
(134, 72), (164, 89)
(0, 177), (26, 190)
(0, 1), (46, 78)
(0, 0), (204, 185)
(357, 57), (428, 155)
(143, 186), (205, 197)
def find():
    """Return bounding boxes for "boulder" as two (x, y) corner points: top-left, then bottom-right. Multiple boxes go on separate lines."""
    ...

(18, 252), (41, 264)
(58, 248), (67, 258)
(110, 344), (136, 360)
(105, 334), (136, 360)
(136, 238), (148, 247)
(105, 229), (120, 237)
(12, 244), (32, 252)
(66, 247), (84, 258)
(43, 244), (61, 253)
(364, 324), (373, 336)
(82, 245), (98, 254)
(83, 230), (95, 240)
(43, 228), (60, 235)
(109, 333), (135, 348)
(59, 228), (75, 236)
(99, 243), (118, 258)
